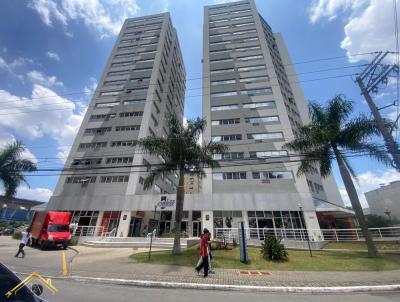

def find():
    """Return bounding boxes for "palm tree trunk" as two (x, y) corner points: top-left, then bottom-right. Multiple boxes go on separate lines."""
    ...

(172, 167), (185, 255)
(335, 151), (379, 257)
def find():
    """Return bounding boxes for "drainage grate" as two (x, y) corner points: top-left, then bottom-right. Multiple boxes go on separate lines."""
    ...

(239, 271), (271, 276)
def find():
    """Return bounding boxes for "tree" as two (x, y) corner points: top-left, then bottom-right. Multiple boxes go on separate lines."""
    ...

(138, 114), (228, 255)
(0, 141), (37, 198)
(283, 95), (391, 258)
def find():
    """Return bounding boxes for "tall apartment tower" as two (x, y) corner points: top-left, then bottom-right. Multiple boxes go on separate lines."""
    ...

(48, 13), (186, 237)
(202, 0), (348, 239)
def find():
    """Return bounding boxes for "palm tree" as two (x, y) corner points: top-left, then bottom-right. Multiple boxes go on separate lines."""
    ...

(283, 95), (391, 258)
(0, 141), (37, 221)
(138, 114), (228, 255)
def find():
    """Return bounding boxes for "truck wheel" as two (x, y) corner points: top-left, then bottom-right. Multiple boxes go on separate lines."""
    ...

(62, 244), (68, 250)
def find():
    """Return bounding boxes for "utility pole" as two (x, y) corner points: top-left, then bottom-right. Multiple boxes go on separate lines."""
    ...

(355, 51), (400, 172)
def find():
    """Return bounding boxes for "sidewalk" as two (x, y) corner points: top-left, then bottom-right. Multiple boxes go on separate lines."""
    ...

(69, 246), (400, 288)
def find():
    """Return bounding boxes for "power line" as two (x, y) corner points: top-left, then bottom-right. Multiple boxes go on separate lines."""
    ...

(0, 64), (366, 111)
(0, 73), (359, 116)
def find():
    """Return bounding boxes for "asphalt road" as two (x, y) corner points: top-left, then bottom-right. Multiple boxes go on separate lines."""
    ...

(37, 279), (400, 302)
(0, 236), (76, 276)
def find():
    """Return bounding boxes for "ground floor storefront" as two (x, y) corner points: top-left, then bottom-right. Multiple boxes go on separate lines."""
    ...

(70, 209), (323, 240)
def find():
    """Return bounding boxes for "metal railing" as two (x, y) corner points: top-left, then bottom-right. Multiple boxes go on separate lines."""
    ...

(215, 227), (400, 242)
(74, 226), (117, 237)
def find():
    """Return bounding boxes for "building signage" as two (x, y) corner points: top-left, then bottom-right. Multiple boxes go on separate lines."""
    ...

(158, 196), (175, 209)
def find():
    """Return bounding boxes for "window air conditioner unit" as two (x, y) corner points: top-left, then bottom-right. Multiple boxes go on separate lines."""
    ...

(261, 179), (270, 184)
(252, 123), (260, 126)
(255, 139), (263, 143)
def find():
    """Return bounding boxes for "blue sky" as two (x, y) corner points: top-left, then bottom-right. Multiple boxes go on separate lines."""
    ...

(0, 0), (399, 206)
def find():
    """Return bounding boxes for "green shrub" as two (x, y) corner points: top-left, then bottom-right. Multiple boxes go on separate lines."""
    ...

(261, 236), (288, 261)
(12, 231), (22, 240)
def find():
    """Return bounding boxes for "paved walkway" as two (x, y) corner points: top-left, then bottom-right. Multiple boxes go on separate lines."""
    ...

(70, 246), (400, 287)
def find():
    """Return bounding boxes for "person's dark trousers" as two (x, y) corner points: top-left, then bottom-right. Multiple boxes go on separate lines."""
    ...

(15, 243), (26, 258)
(195, 256), (209, 277)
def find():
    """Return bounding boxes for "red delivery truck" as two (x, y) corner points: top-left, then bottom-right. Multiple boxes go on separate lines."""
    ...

(30, 211), (71, 249)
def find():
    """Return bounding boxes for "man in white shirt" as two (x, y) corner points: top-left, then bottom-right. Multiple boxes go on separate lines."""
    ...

(15, 228), (31, 258)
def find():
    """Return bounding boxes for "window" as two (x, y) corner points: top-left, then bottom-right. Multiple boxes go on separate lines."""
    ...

(211, 118), (240, 125)
(232, 29), (257, 35)
(108, 70), (130, 77)
(111, 140), (137, 147)
(84, 127), (112, 135)
(242, 101), (275, 109)
(231, 15), (252, 20)
(90, 113), (116, 120)
(79, 142), (107, 149)
(212, 134), (241, 142)
(210, 79), (236, 86)
(126, 87), (148, 94)
(115, 125), (140, 131)
(249, 150), (288, 158)
(111, 61), (132, 67)
(213, 172), (247, 180)
(104, 79), (127, 86)
(96, 101), (120, 108)
(210, 58), (234, 63)
(209, 49), (231, 54)
(100, 175), (129, 183)
(247, 132), (283, 140)
(135, 58), (154, 64)
(210, 25), (230, 29)
(114, 52), (135, 59)
(211, 91), (238, 97)
(235, 46), (261, 52)
(71, 158), (102, 166)
(234, 22), (255, 27)
(237, 65), (265, 72)
(209, 40), (230, 46)
(66, 176), (96, 184)
(211, 104), (239, 111)
(119, 111), (144, 117)
(213, 152), (244, 160)
(252, 171), (293, 180)
(231, 9), (251, 14)
(241, 88), (272, 95)
(132, 67), (153, 73)
(245, 116), (279, 124)
(237, 55), (263, 61)
(210, 68), (235, 74)
(123, 99), (146, 105)
(209, 32), (231, 38)
(106, 157), (133, 164)
(239, 75), (269, 83)
(99, 90), (123, 97)
(139, 177), (144, 185)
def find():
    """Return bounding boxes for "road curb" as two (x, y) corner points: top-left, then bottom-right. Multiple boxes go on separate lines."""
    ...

(65, 275), (400, 293)
(14, 272), (400, 293)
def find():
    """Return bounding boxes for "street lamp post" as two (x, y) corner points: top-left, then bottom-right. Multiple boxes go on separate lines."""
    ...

(298, 203), (312, 257)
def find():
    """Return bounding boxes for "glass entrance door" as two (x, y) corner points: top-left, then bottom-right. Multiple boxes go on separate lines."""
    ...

(128, 217), (142, 237)
(192, 221), (201, 237)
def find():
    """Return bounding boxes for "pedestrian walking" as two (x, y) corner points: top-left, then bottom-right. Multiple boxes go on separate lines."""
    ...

(195, 228), (210, 278)
(69, 220), (78, 236)
(15, 228), (31, 258)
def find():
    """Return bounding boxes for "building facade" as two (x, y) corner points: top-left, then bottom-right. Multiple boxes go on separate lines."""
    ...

(366, 181), (400, 220)
(184, 173), (202, 194)
(201, 0), (347, 240)
(48, 13), (186, 237)
(48, 2), (348, 239)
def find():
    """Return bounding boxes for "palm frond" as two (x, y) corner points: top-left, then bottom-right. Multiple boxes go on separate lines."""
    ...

(338, 115), (380, 147)
(143, 163), (176, 190)
(326, 95), (353, 126)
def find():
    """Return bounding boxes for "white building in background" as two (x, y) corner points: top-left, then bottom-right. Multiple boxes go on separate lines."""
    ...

(366, 181), (400, 220)
(48, 1), (351, 240)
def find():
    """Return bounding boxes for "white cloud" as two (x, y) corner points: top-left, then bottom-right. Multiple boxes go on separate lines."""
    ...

(0, 133), (38, 164)
(0, 56), (35, 81)
(309, 0), (367, 24)
(339, 169), (400, 207)
(29, 0), (141, 38)
(27, 70), (64, 87)
(0, 85), (86, 163)
(309, 0), (397, 63)
(46, 51), (60, 61)
(16, 186), (53, 203)
(84, 77), (98, 96)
